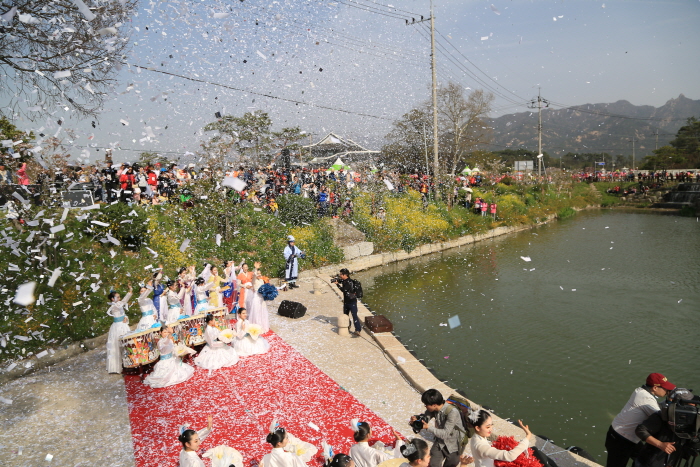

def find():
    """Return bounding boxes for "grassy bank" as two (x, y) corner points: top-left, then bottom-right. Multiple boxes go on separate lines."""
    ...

(0, 180), (598, 366)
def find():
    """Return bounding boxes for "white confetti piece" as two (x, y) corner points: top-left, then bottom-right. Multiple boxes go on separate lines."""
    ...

(222, 176), (247, 192)
(396, 356), (406, 364)
(13, 282), (37, 306)
(48, 268), (62, 287)
(308, 422), (320, 431)
(91, 220), (110, 227)
(49, 224), (65, 234)
(520, 256), (531, 262)
(45, 453), (53, 462)
(448, 315), (461, 329)
(216, 234), (222, 246)
(179, 238), (191, 252)
(70, 0), (95, 21)
(490, 4), (501, 15)
(36, 350), (49, 359)
(257, 50), (267, 60)
(0, 396), (12, 405)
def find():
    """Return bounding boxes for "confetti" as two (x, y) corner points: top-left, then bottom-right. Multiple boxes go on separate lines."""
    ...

(448, 315), (461, 329)
(13, 282), (37, 306)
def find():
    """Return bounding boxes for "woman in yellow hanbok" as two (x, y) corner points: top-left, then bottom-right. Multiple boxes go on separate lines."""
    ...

(207, 266), (225, 309)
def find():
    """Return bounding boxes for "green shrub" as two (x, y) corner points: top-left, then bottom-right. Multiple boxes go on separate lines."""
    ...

(89, 202), (150, 250)
(557, 207), (577, 219)
(278, 194), (316, 226)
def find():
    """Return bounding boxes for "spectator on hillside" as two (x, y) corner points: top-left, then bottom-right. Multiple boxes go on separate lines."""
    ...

(0, 162), (14, 185)
(16, 163), (29, 185)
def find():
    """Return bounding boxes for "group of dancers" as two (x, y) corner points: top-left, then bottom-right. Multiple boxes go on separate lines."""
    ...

(177, 410), (532, 467)
(105, 261), (274, 383)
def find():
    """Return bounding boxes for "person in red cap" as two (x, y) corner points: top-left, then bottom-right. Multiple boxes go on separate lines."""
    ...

(605, 373), (676, 467)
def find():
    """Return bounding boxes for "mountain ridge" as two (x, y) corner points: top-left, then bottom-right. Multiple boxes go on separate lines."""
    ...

(487, 94), (700, 156)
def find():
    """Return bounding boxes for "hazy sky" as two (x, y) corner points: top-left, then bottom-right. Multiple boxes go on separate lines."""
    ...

(14, 0), (700, 163)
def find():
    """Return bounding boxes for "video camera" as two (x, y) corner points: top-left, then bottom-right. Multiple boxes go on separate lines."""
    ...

(410, 414), (430, 434)
(661, 394), (700, 441)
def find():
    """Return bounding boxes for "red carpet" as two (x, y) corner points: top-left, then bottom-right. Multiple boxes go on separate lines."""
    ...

(125, 332), (398, 467)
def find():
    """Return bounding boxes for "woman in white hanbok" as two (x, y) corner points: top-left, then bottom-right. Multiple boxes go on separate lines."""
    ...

(166, 280), (188, 323)
(178, 266), (196, 316)
(248, 268), (270, 332)
(468, 410), (530, 467)
(106, 286), (133, 373)
(136, 282), (158, 331)
(349, 421), (404, 467)
(234, 308), (270, 357)
(193, 277), (215, 314)
(143, 326), (194, 388)
(194, 314), (239, 370)
(261, 428), (308, 467)
(178, 415), (213, 467)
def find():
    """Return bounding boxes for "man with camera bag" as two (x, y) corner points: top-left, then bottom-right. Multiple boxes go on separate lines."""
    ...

(410, 389), (465, 467)
(332, 268), (362, 336)
(634, 388), (699, 467)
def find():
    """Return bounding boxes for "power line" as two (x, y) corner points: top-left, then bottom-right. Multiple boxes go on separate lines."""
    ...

(334, 0), (409, 20)
(346, 0), (422, 17)
(127, 63), (393, 121)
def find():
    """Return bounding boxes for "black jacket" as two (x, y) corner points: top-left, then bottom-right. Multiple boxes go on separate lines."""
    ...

(336, 278), (357, 303)
(635, 412), (694, 467)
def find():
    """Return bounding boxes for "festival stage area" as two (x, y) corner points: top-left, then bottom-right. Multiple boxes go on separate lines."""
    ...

(124, 331), (397, 467)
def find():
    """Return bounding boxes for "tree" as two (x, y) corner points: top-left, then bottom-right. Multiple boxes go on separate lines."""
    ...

(380, 108), (432, 172)
(203, 111), (273, 165)
(669, 117), (700, 168)
(271, 127), (306, 164)
(137, 151), (169, 168)
(640, 146), (686, 171)
(0, 0), (137, 120)
(434, 84), (494, 177)
(0, 116), (34, 163)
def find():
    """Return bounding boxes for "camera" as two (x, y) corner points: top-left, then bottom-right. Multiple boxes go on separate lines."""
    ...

(661, 396), (700, 440)
(410, 414), (430, 433)
(330, 275), (340, 284)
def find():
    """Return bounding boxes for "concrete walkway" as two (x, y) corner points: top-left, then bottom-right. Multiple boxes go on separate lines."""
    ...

(0, 277), (601, 467)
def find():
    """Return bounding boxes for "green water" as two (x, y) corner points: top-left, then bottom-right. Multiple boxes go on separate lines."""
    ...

(355, 210), (700, 462)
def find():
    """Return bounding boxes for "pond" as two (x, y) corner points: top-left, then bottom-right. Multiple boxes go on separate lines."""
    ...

(355, 210), (700, 462)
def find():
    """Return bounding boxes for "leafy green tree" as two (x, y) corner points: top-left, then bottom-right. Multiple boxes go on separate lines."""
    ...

(0, 116), (35, 163)
(380, 108), (432, 172)
(203, 111), (273, 165)
(669, 117), (700, 168)
(137, 151), (169, 168)
(640, 145), (686, 170)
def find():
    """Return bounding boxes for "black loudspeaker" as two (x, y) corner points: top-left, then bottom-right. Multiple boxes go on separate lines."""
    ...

(278, 300), (306, 319)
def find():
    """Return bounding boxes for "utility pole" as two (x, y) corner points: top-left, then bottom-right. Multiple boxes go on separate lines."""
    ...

(655, 130), (659, 150)
(422, 122), (430, 177)
(407, 2), (439, 197)
(527, 88), (549, 178)
(631, 136), (636, 171)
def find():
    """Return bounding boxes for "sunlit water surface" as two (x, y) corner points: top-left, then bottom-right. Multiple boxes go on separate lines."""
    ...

(355, 210), (700, 461)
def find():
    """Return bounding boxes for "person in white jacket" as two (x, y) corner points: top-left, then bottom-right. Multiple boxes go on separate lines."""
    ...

(468, 410), (531, 467)
(178, 415), (213, 467)
(349, 420), (404, 467)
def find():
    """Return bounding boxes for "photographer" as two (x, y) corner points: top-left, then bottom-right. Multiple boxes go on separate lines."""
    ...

(606, 373), (676, 467)
(409, 389), (464, 467)
(634, 388), (698, 467)
(333, 268), (361, 336)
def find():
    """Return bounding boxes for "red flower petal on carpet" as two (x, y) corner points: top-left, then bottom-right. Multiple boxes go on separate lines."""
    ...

(125, 332), (397, 467)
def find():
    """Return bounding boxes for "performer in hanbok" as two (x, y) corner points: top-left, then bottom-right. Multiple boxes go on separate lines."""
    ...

(193, 277), (215, 314)
(143, 326), (194, 388)
(261, 426), (307, 467)
(178, 415), (213, 467)
(222, 260), (238, 313)
(106, 286), (133, 373)
(349, 421), (404, 467)
(234, 308), (270, 356)
(152, 275), (166, 321)
(166, 280), (188, 323)
(284, 236), (304, 289)
(207, 266), (225, 309)
(194, 314), (239, 370)
(178, 266), (195, 316)
(237, 262), (254, 308)
(248, 267), (270, 332)
(136, 281), (158, 331)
